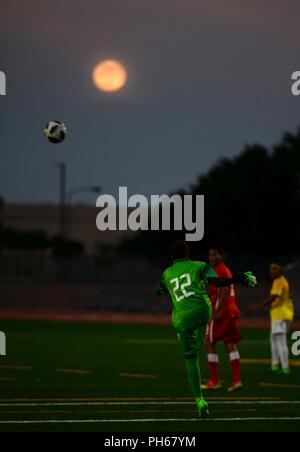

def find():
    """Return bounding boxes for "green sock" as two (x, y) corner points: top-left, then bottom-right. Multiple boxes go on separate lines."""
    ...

(185, 358), (202, 400)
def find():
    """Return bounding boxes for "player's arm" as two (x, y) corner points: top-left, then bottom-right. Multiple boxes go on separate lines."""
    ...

(201, 264), (257, 289)
(250, 279), (283, 311)
(156, 275), (168, 295)
(249, 295), (278, 312)
(208, 272), (257, 289)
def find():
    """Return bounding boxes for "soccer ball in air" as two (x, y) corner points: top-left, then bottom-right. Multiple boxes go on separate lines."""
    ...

(44, 121), (68, 144)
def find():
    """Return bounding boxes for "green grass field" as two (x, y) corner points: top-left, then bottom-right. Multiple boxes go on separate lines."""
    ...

(0, 319), (299, 432)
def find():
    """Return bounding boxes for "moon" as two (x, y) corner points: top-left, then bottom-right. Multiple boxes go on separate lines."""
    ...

(92, 60), (127, 93)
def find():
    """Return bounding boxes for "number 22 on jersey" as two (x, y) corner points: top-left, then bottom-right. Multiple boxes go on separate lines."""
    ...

(170, 274), (195, 302)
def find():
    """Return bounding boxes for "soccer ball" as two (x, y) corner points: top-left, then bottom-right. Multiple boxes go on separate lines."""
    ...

(44, 121), (68, 144)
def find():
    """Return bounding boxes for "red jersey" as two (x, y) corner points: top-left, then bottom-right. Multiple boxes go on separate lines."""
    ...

(209, 262), (240, 319)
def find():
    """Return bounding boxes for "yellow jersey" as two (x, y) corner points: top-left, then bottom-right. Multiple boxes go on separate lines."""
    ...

(270, 276), (294, 322)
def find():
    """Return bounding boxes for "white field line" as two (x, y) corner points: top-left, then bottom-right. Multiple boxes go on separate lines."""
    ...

(243, 340), (270, 345)
(123, 339), (271, 345)
(123, 339), (177, 345)
(0, 417), (300, 425)
(0, 401), (299, 407)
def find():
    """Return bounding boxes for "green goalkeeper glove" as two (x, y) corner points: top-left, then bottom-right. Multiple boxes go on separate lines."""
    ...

(237, 271), (257, 288)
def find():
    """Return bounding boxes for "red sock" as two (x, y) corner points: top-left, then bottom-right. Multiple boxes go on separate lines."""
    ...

(208, 354), (219, 384)
(229, 351), (241, 384)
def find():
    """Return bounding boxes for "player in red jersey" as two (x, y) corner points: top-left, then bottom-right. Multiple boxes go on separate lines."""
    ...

(202, 248), (243, 392)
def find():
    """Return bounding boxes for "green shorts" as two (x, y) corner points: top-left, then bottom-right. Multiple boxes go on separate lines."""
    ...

(173, 305), (212, 359)
(177, 327), (205, 359)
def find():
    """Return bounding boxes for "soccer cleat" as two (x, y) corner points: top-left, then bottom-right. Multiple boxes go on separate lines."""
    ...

(281, 368), (291, 375)
(197, 397), (209, 419)
(201, 380), (221, 390)
(270, 365), (281, 374)
(227, 382), (243, 392)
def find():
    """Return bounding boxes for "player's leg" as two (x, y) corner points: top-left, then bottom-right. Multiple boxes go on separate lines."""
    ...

(207, 343), (221, 387)
(202, 321), (221, 389)
(178, 328), (209, 418)
(270, 332), (280, 373)
(202, 331), (221, 389)
(225, 342), (242, 391)
(185, 357), (202, 399)
(271, 321), (290, 373)
(222, 319), (243, 391)
(275, 327), (290, 374)
(179, 329), (203, 400)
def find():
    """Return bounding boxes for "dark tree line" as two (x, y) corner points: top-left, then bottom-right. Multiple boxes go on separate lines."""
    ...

(0, 228), (85, 256)
(120, 127), (300, 266)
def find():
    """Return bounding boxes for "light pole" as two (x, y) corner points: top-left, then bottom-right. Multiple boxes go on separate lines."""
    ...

(67, 186), (102, 239)
(55, 162), (67, 238)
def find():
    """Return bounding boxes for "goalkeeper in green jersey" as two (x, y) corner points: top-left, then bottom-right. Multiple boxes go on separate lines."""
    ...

(157, 241), (257, 419)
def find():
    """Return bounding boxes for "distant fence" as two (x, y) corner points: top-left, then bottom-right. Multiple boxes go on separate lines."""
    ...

(0, 253), (298, 317)
(0, 281), (284, 318)
(0, 253), (160, 284)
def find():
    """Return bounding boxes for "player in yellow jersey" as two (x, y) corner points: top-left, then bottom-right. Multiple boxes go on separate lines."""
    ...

(250, 263), (294, 374)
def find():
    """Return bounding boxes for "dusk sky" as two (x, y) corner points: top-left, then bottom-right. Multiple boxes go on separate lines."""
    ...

(1, 0), (300, 204)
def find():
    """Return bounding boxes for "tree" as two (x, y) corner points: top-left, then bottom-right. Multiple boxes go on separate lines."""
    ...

(120, 127), (300, 262)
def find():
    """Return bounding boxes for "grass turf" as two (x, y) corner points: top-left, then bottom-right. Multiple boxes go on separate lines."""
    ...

(0, 319), (299, 432)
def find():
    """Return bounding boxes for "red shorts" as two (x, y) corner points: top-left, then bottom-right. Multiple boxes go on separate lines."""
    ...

(206, 318), (242, 344)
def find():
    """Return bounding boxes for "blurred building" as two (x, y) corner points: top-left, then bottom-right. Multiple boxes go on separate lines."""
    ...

(0, 203), (133, 254)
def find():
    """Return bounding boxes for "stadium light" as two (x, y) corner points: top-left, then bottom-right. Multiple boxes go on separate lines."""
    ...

(55, 162), (67, 238)
(67, 186), (102, 238)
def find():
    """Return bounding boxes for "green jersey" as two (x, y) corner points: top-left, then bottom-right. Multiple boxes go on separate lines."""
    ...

(157, 258), (216, 331)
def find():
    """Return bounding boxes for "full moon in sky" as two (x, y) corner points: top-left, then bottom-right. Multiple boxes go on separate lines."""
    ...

(92, 60), (127, 93)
